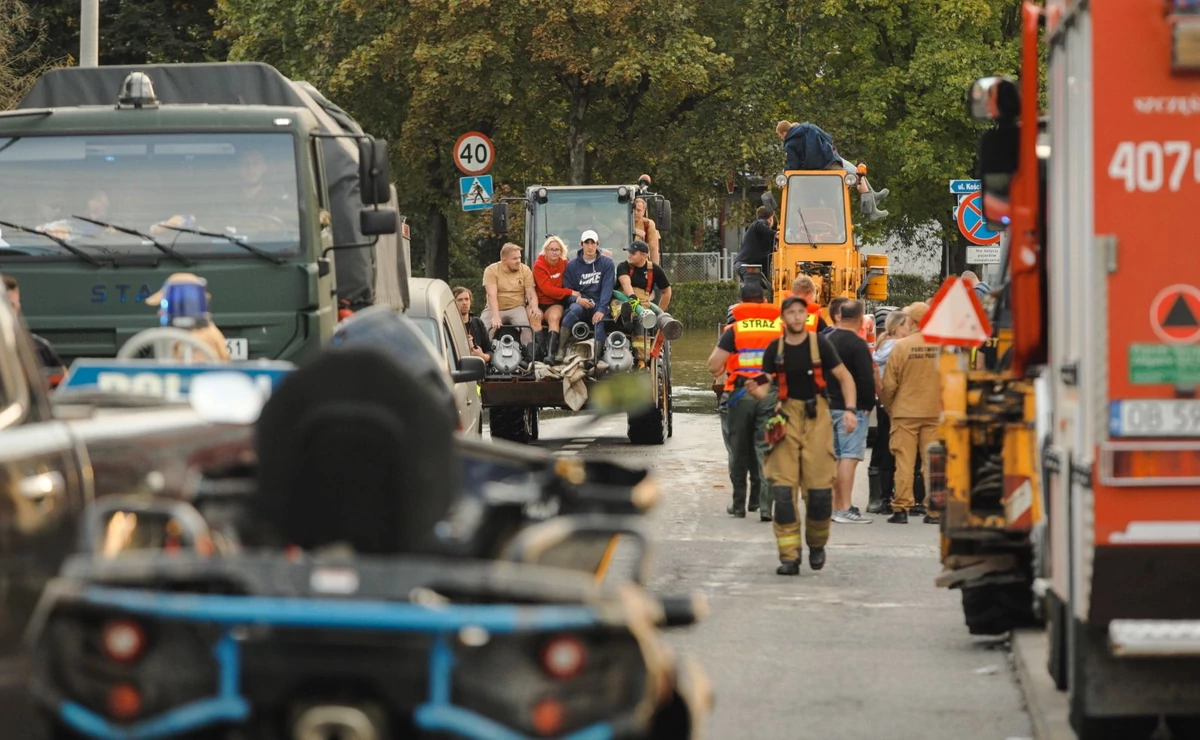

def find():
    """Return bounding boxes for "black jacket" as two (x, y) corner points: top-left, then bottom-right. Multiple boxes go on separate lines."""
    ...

(735, 219), (776, 266)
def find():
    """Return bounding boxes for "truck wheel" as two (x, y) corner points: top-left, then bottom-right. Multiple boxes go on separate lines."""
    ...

(490, 406), (534, 444)
(960, 581), (1037, 636)
(1068, 620), (1160, 740)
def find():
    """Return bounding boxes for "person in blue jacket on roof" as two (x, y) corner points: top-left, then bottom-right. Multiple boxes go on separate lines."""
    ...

(555, 229), (615, 363)
(776, 119), (890, 221)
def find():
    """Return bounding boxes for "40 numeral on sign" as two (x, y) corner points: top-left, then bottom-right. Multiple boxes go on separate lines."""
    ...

(1108, 141), (1199, 193)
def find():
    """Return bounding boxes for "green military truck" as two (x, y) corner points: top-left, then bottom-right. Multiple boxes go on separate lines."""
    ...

(484, 183), (678, 445)
(0, 63), (408, 364)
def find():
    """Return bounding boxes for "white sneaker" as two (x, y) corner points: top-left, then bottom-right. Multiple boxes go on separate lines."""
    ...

(833, 509), (873, 524)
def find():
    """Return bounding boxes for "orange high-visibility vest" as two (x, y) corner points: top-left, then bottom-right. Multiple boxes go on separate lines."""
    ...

(724, 302), (783, 391)
(805, 304), (822, 332)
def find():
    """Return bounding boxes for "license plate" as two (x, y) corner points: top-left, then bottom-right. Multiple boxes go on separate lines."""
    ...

(226, 338), (248, 361)
(1110, 400), (1200, 437)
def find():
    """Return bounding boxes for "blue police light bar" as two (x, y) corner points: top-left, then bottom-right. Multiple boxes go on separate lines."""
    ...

(57, 359), (296, 401)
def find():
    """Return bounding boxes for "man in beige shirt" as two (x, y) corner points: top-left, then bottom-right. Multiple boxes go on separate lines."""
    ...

(879, 302), (939, 523)
(481, 243), (542, 342)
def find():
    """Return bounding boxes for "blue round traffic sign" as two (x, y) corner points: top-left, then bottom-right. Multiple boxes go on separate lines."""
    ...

(956, 192), (1000, 246)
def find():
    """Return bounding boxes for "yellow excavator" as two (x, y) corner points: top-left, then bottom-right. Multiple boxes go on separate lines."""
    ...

(759, 166), (889, 317)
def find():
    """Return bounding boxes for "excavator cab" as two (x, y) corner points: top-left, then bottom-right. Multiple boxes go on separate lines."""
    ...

(762, 168), (888, 320)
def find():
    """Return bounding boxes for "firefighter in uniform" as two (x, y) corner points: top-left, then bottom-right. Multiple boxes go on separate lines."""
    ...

(707, 282), (781, 520)
(748, 296), (859, 574)
(879, 302), (942, 523)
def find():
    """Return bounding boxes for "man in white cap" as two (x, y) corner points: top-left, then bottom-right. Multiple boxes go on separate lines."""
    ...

(556, 229), (616, 362)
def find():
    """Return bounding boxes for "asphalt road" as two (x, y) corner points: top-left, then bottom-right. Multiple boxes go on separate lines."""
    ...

(489, 411), (1035, 740)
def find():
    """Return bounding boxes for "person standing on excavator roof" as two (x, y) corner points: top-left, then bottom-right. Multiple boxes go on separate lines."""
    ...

(775, 120), (889, 221)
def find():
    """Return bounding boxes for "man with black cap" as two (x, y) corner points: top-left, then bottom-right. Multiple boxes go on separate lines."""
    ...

(747, 294), (858, 575)
(707, 281), (781, 520)
(616, 239), (672, 311)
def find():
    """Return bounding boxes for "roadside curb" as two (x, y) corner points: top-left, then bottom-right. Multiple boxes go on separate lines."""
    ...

(1011, 628), (1075, 740)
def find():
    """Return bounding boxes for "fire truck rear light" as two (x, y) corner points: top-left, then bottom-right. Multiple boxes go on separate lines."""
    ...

(1101, 443), (1200, 486)
(1171, 14), (1200, 71)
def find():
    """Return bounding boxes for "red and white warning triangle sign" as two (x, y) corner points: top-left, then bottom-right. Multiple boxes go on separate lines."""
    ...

(919, 277), (993, 347)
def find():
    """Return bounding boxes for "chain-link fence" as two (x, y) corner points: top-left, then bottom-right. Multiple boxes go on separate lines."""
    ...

(657, 252), (734, 283)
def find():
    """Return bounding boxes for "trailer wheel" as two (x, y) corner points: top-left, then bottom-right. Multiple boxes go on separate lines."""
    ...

(628, 362), (669, 446)
(960, 581), (1037, 636)
(490, 406), (536, 444)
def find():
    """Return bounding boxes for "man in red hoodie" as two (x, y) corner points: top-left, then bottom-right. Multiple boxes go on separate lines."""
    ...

(533, 235), (580, 361)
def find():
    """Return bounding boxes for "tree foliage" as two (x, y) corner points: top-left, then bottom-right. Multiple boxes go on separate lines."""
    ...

(11, 0), (1025, 278)
(26, 0), (227, 66)
(1, 0), (61, 110)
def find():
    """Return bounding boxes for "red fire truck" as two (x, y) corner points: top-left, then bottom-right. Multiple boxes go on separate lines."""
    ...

(971, 2), (1200, 738)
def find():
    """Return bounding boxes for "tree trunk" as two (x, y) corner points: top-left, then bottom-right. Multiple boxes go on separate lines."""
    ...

(424, 204), (449, 280)
(566, 77), (590, 186)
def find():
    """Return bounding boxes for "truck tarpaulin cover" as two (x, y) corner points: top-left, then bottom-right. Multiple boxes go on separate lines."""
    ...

(18, 62), (399, 310)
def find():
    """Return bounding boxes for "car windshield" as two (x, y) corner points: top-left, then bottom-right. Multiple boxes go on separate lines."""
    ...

(784, 174), (848, 245)
(531, 190), (632, 258)
(0, 132), (301, 259)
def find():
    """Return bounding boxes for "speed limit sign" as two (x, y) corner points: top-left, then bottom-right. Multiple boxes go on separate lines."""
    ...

(454, 132), (495, 176)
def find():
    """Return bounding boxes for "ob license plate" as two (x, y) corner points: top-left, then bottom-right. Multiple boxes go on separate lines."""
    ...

(226, 338), (248, 361)
(1110, 400), (1200, 437)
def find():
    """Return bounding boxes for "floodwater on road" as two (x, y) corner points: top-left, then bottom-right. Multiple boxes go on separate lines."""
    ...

(668, 330), (722, 415)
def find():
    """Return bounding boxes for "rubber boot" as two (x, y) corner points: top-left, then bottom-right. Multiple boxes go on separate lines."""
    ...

(535, 330), (548, 362)
(911, 467), (927, 517)
(548, 331), (560, 362)
(866, 467), (885, 514)
(553, 327), (572, 363)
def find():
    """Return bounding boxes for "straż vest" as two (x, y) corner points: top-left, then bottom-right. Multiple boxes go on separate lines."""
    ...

(724, 302), (783, 391)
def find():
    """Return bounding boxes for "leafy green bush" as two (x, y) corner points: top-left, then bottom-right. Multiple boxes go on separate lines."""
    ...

(666, 282), (739, 330)
(881, 274), (942, 309)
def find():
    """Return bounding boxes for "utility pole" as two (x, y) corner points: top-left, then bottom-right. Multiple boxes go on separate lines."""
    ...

(80, 0), (99, 67)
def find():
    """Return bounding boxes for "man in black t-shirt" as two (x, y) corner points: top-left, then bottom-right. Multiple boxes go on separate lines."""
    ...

(825, 300), (877, 524)
(748, 296), (858, 576)
(616, 240), (672, 309)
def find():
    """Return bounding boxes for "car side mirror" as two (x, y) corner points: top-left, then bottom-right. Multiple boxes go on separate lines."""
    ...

(452, 356), (486, 383)
(976, 126), (1020, 230)
(656, 199), (672, 232)
(361, 207), (398, 236)
(358, 138), (392, 206)
(491, 201), (509, 235)
(761, 192), (778, 211)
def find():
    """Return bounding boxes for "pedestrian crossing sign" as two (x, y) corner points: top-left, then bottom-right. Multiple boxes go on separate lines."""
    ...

(460, 175), (494, 212)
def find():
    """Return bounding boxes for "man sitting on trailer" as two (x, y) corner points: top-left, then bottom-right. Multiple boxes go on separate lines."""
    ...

(556, 230), (615, 363)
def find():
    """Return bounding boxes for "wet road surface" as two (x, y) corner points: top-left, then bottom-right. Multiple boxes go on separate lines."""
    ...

(486, 411), (1035, 740)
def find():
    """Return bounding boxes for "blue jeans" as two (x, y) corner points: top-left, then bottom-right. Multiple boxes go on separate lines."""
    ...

(831, 409), (870, 461)
(562, 301), (606, 346)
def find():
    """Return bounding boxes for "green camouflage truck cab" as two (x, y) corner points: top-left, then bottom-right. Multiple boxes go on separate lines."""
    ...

(1, 63), (407, 364)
